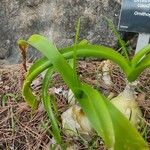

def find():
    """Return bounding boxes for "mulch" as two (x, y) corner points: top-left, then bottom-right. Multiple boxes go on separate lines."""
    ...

(0, 60), (150, 150)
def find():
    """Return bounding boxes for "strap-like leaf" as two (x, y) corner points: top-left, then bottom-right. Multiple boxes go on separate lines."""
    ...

(103, 96), (148, 150)
(136, 53), (150, 68)
(27, 57), (48, 76)
(76, 84), (115, 148)
(19, 39), (132, 109)
(62, 44), (131, 76)
(78, 84), (148, 150)
(42, 67), (65, 149)
(128, 54), (150, 82)
(132, 44), (150, 67)
(23, 35), (115, 148)
(20, 41), (150, 109)
(27, 35), (81, 92)
(22, 59), (51, 109)
(18, 34), (148, 149)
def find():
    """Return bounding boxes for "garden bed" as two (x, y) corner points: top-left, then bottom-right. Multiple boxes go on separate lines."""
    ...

(0, 60), (150, 150)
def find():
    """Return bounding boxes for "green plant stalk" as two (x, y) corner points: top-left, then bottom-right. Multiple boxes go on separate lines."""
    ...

(27, 57), (48, 75)
(42, 67), (65, 150)
(50, 95), (59, 118)
(73, 18), (81, 88)
(43, 44), (150, 82)
(137, 53), (150, 67)
(132, 44), (150, 67)
(104, 16), (129, 61)
(66, 18), (81, 92)
(135, 56), (150, 78)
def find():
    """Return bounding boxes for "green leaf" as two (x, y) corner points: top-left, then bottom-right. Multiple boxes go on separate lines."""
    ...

(78, 84), (148, 150)
(27, 57), (48, 76)
(27, 35), (81, 92)
(132, 44), (150, 67)
(42, 67), (65, 149)
(20, 40), (150, 109)
(103, 97), (148, 150)
(76, 84), (115, 148)
(136, 53), (150, 68)
(18, 34), (148, 149)
(128, 53), (150, 82)
(62, 44), (131, 77)
(22, 35), (115, 148)
(18, 38), (132, 109)
(21, 58), (51, 109)
(20, 36), (148, 109)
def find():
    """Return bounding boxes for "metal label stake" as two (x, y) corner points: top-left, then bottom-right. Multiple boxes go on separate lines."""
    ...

(135, 33), (150, 53)
(118, 0), (150, 54)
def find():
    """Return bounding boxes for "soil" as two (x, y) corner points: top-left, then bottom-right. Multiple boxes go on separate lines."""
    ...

(0, 60), (150, 150)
